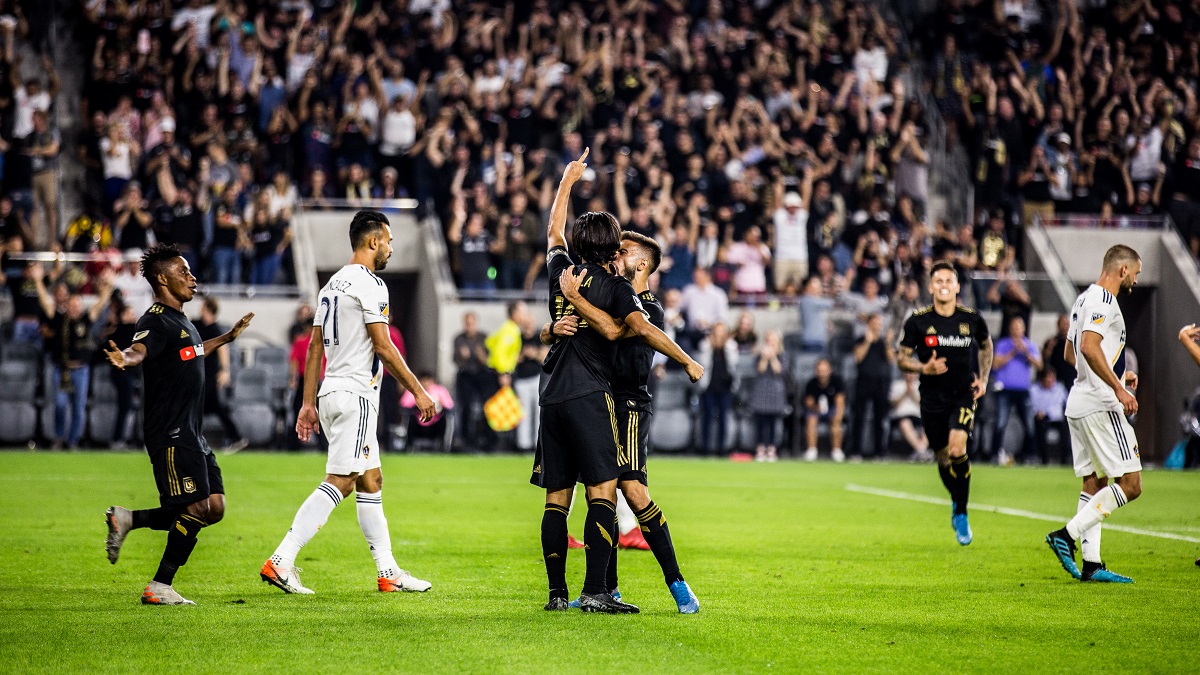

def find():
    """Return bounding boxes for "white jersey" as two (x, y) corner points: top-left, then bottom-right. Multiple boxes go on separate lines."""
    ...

(1065, 284), (1127, 418)
(314, 264), (390, 405)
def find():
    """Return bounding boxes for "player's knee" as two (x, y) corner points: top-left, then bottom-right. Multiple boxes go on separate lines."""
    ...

(1119, 478), (1142, 501)
(620, 483), (650, 511)
(185, 500), (210, 523)
(205, 501), (225, 525)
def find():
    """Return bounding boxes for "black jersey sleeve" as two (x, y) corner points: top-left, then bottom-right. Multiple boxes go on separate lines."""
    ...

(546, 246), (571, 290)
(604, 275), (648, 322)
(900, 313), (921, 350)
(132, 312), (167, 360)
(973, 310), (991, 343)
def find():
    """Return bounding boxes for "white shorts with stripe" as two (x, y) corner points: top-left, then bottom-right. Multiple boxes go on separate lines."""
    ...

(319, 390), (381, 476)
(1068, 410), (1142, 479)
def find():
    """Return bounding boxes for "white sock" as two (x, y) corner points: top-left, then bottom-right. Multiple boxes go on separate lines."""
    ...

(1078, 492), (1102, 564)
(1066, 484), (1127, 540)
(615, 491), (637, 536)
(272, 482), (343, 569)
(566, 485), (579, 517)
(356, 491), (399, 578)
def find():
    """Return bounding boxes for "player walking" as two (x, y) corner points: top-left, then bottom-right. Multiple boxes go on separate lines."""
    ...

(261, 210), (437, 594)
(898, 261), (993, 545)
(1045, 245), (1142, 582)
(533, 149), (702, 613)
(554, 231), (700, 613)
(103, 244), (254, 605)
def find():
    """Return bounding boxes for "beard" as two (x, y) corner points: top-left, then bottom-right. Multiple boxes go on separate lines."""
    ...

(375, 251), (390, 271)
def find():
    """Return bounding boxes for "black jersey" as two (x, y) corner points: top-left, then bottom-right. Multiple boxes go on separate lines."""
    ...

(612, 290), (665, 413)
(132, 302), (211, 454)
(900, 304), (991, 407)
(541, 245), (647, 406)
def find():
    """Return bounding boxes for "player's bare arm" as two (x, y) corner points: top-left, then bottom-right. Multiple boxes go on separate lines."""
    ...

(1179, 323), (1200, 368)
(622, 311), (704, 382)
(1064, 338), (1076, 367)
(1080, 331), (1137, 416)
(547, 148), (589, 250)
(897, 345), (948, 375)
(105, 341), (147, 370)
(973, 337), (993, 400)
(558, 268), (631, 340)
(295, 326), (325, 442)
(367, 322), (436, 423)
(201, 312), (254, 357)
(543, 315), (580, 345)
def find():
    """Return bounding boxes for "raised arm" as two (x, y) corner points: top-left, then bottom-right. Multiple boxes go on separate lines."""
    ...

(201, 312), (254, 358)
(548, 148), (589, 250)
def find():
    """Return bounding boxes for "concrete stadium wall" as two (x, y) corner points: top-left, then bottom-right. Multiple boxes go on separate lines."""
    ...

(298, 210), (424, 273)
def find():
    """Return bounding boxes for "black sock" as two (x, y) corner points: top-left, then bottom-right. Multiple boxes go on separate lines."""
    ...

(949, 455), (971, 515)
(1082, 560), (1102, 577)
(153, 513), (205, 585)
(132, 507), (177, 531)
(937, 463), (956, 505)
(582, 498), (616, 596)
(541, 503), (569, 600)
(605, 514), (619, 594)
(635, 501), (684, 585)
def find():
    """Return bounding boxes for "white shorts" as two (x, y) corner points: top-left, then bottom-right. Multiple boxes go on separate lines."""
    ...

(1068, 410), (1142, 479)
(319, 391), (381, 476)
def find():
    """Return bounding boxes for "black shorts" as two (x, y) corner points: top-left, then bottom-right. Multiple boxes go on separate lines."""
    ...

(530, 391), (623, 490)
(617, 407), (651, 486)
(921, 399), (977, 453)
(150, 445), (223, 507)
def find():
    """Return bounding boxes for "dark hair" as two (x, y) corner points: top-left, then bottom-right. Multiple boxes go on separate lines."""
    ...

(349, 210), (390, 250)
(621, 231), (663, 274)
(1102, 244), (1139, 272)
(506, 301), (523, 319)
(930, 260), (958, 279)
(572, 211), (621, 264)
(203, 296), (220, 316)
(141, 243), (184, 287)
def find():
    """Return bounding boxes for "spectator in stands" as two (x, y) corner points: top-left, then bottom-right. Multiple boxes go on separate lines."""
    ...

(101, 295), (138, 449)
(196, 297), (246, 453)
(731, 311), (758, 354)
(514, 310), (547, 454)
(749, 330), (789, 463)
(100, 123), (138, 215)
(726, 225), (771, 303)
(401, 372), (455, 450)
(112, 249), (154, 317)
(247, 199), (291, 285)
(696, 321), (738, 456)
(448, 198), (501, 294)
(12, 55), (55, 141)
(802, 357), (846, 463)
(890, 370), (931, 462)
(5, 254), (42, 344)
(1018, 144), (1058, 228)
(26, 110), (59, 249)
(0, 195), (33, 249)
(32, 264), (114, 449)
(1031, 367), (1070, 465)
(849, 314), (895, 460)
(986, 268), (1032, 339)
(114, 182), (153, 252)
(452, 311), (490, 452)
(1042, 313), (1076, 391)
(211, 183), (248, 285)
(495, 191), (543, 291)
(840, 275), (889, 336)
(771, 171), (814, 296)
(680, 267), (728, 336)
(991, 316), (1041, 465)
(659, 224), (696, 293)
(798, 276), (835, 353)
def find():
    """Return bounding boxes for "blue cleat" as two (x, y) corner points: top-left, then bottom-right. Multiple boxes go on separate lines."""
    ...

(668, 580), (700, 614)
(951, 513), (972, 545)
(568, 589), (618, 609)
(1045, 529), (1082, 579)
(1082, 564), (1133, 584)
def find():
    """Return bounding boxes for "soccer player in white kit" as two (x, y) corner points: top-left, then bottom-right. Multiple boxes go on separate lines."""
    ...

(261, 210), (437, 594)
(1045, 245), (1142, 583)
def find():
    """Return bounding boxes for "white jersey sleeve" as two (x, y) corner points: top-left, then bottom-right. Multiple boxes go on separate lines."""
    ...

(316, 265), (390, 405)
(1065, 285), (1127, 418)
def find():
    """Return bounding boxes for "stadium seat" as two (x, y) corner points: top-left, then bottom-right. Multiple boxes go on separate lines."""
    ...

(230, 367), (276, 446)
(653, 372), (694, 410)
(783, 332), (806, 355)
(0, 362), (37, 443)
(253, 345), (291, 404)
(650, 409), (692, 452)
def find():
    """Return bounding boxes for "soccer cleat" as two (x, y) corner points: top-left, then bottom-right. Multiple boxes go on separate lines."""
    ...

(544, 597), (571, 611)
(569, 589), (619, 609)
(378, 570), (431, 592)
(803, 447), (818, 462)
(1082, 564), (1133, 584)
(141, 582), (195, 606)
(618, 528), (651, 550)
(668, 580), (700, 614)
(952, 513), (972, 545)
(567, 534), (585, 549)
(831, 448), (845, 463)
(105, 506), (133, 564)
(260, 559), (315, 594)
(1045, 529), (1082, 579)
(222, 438), (249, 454)
(579, 592), (639, 614)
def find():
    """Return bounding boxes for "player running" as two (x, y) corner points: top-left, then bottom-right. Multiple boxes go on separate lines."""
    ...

(1045, 245), (1142, 583)
(103, 244), (254, 605)
(533, 149), (702, 614)
(261, 210), (437, 595)
(552, 231), (700, 614)
(898, 261), (993, 546)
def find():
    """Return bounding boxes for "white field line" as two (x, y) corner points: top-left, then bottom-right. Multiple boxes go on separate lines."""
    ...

(845, 483), (1200, 544)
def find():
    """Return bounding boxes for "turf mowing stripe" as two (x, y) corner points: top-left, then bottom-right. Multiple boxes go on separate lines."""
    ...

(845, 483), (1200, 544)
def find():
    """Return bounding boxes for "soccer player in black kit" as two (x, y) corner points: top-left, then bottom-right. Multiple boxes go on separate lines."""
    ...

(898, 261), (993, 546)
(102, 244), (254, 605)
(555, 231), (700, 613)
(532, 149), (702, 614)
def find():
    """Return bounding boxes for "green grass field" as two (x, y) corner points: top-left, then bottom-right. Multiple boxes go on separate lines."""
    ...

(1, 452), (1198, 674)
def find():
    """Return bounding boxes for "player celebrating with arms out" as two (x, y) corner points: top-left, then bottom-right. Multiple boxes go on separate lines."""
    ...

(103, 244), (254, 605)
(898, 261), (993, 546)
(1045, 245), (1142, 583)
(262, 210), (437, 595)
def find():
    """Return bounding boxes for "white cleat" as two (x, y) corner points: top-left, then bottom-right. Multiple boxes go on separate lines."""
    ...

(378, 570), (432, 592)
(105, 506), (133, 564)
(831, 448), (846, 463)
(803, 447), (819, 462)
(260, 559), (315, 594)
(141, 581), (196, 605)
